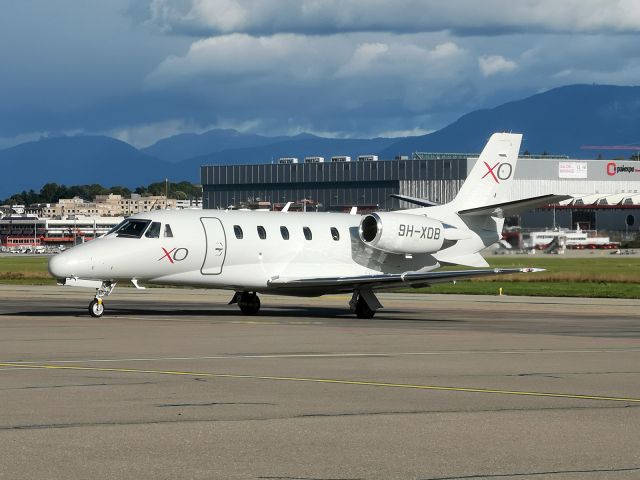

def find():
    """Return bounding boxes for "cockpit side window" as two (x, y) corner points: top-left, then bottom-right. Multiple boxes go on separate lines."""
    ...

(164, 224), (173, 238)
(145, 222), (161, 238)
(114, 219), (151, 238)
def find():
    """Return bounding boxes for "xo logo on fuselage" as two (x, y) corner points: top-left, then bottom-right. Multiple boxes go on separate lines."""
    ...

(481, 161), (513, 184)
(158, 247), (189, 264)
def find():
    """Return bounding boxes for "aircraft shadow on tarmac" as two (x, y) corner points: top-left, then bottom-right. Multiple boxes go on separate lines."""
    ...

(0, 304), (463, 322)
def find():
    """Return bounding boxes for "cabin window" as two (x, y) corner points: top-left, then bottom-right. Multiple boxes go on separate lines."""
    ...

(164, 224), (173, 238)
(303, 226), (312, 240)
(257, 226), (267, 239)
(234, 225), (243, 239)
(145, 222), (161, 238)
(330, 227), (340, 241)
(280, 226), (290, 240)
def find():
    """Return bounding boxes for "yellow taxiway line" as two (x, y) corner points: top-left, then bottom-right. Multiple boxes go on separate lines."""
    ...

(2, 362), (640, 404)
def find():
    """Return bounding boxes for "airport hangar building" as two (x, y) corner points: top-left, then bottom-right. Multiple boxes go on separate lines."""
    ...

(200, 155), (640, 234)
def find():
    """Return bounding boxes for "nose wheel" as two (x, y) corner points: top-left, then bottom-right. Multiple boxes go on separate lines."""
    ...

(89, 298), (105, 318)
(87, 281), (116, 318)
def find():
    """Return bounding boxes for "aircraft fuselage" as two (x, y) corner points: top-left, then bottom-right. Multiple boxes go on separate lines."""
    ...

(48, 209), (439, 295)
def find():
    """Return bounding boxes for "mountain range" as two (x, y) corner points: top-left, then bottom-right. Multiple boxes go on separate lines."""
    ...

(2, 84), (640, 199)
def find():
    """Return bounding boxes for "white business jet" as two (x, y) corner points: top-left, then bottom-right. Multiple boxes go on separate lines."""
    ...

(48, 133), (568, 318)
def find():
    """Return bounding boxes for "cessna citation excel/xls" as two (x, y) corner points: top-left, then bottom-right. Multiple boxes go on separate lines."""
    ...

(48, 133), (568, 319)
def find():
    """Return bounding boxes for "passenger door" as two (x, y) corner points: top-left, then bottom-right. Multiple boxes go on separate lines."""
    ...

(200, 217), (226, 275)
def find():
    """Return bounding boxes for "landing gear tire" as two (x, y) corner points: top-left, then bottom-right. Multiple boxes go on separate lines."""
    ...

(238, 292), (260, 315)
(89, 299), (105, 318)
(355, 297), (375, 319)
(87, 281), (116, 318)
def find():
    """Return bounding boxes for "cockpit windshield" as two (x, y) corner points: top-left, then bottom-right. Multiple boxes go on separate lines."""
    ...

(108, 219), (152, 238)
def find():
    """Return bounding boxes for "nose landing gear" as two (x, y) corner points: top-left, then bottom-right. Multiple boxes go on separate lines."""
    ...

(88, 281), (116, 318)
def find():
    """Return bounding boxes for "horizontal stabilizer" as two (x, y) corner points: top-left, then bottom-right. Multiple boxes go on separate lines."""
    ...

(458, 194), (572, 217)
(390, 194), (439, 207)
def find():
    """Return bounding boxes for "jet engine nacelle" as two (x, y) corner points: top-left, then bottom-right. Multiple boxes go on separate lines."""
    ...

(359, 212), (445, 254)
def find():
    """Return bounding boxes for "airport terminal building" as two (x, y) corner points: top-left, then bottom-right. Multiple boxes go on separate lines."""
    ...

(200, 155), (640, 233)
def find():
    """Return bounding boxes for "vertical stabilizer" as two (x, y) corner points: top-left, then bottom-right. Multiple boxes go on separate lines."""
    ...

(450, 133), (522, 212)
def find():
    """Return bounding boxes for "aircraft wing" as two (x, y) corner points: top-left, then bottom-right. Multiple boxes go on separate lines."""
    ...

(268, 267), (543, 293)
(458, 194), (572, 216)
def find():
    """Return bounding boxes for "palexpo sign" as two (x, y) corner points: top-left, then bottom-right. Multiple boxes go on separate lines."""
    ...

(606, 162), (638, 176)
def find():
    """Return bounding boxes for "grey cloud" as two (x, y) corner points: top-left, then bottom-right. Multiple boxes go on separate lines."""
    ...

(2, 0), (640, 150)
(143, 32), (474, 135)
(137, 0), (640, 37)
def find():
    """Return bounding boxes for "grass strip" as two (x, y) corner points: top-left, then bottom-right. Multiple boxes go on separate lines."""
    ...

(0, 254), (639, 298)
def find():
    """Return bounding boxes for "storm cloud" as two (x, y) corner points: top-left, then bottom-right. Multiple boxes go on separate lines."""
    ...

(1, 0), (640, 148)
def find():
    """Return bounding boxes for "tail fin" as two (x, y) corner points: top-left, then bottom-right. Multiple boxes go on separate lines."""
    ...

(449, 133), (522, 211)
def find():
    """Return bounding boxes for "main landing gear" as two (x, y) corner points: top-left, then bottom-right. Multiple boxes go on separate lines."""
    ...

(349, 289), (382, 319)
(230, 291), (261, 315)
(88, 281), (116, 318)
(228, 289), (381, 318)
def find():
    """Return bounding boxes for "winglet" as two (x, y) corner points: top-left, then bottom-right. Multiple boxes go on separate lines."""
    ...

(350, 206), (357, 215)
(281, 202), (293, 212)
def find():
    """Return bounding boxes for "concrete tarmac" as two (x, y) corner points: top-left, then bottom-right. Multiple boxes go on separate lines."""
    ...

(0, 285), (639, 479)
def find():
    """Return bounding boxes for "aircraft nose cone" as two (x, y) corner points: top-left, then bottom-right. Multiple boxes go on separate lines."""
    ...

(48, 253), (71, 279)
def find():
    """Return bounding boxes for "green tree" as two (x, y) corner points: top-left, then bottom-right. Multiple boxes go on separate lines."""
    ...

(40, 183), (61, 202)
(2, 180), (201, 205)
(109, 186), (131, 197)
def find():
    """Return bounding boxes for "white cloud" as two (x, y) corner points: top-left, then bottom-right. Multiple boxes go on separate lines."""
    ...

(0, 131), (47, 150)
(148, 33), (466, 85)
(108, 119), (204, 148)
(377, 127), (434, 138)
(337, 41), (463, 77)
(336, 42), (389, 76)
(478, 54), (517, 76)
(107, 116), (275, 148)
(148, 33), (346, 84)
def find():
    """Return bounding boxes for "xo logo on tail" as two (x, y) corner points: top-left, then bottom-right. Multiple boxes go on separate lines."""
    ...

(482, 162), (513, 184)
